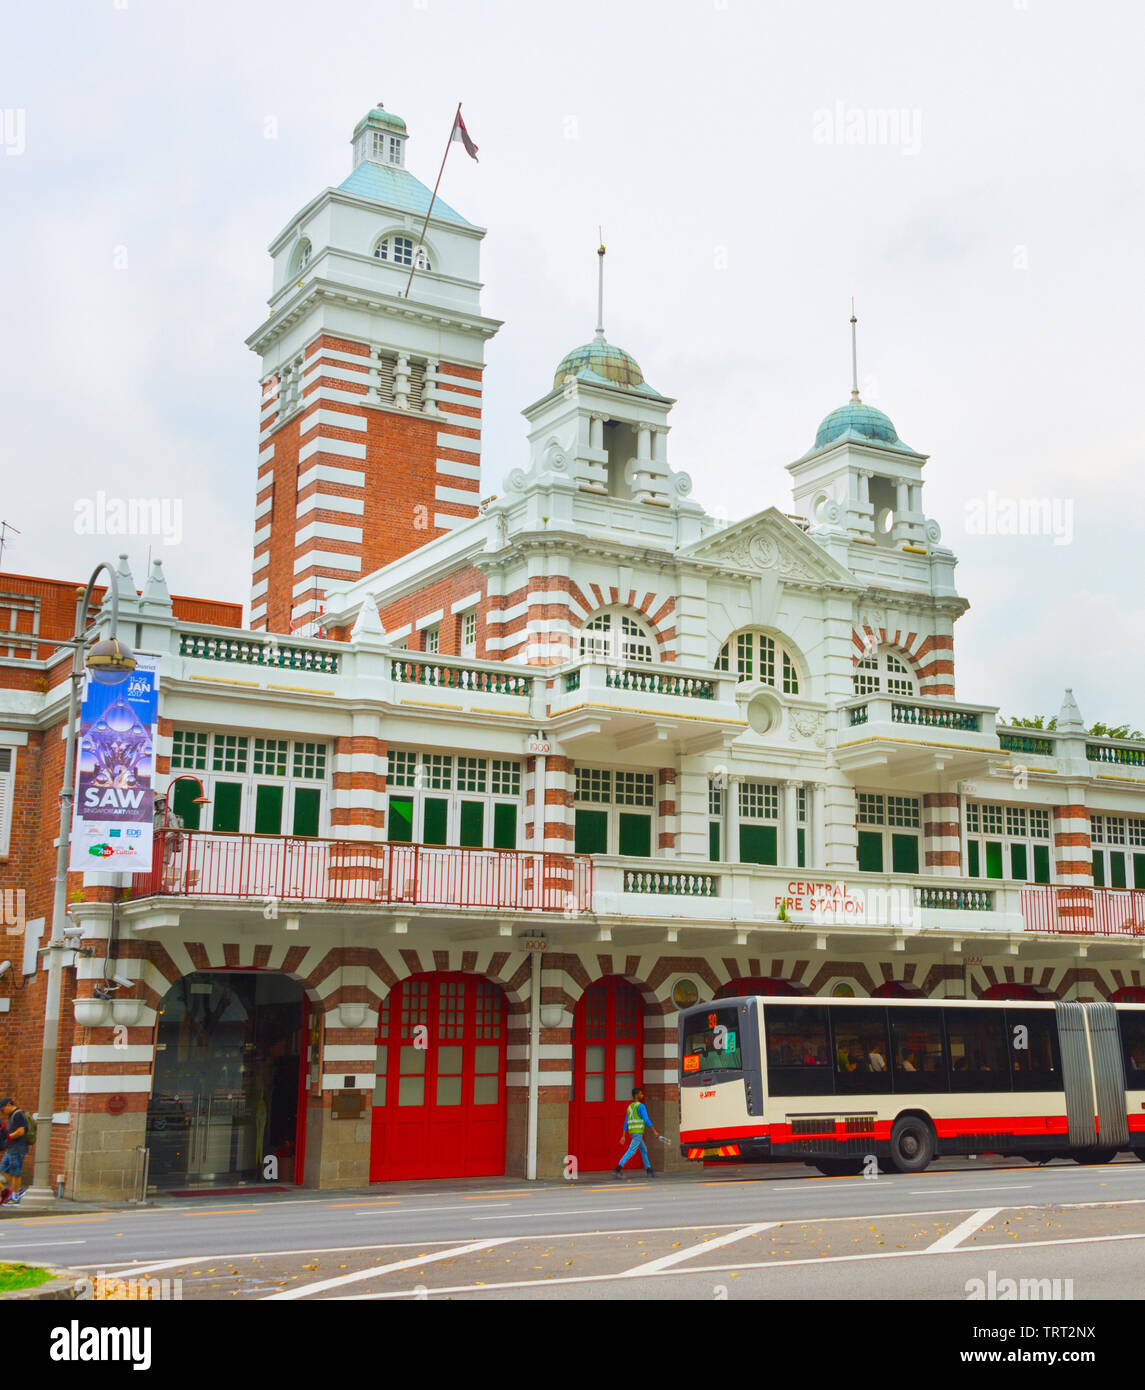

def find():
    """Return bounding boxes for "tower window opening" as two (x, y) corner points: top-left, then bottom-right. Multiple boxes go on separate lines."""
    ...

(374, 236), (431, 271)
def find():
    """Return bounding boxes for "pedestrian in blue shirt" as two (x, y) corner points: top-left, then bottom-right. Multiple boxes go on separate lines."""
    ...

(613, 1086), (661, 1178)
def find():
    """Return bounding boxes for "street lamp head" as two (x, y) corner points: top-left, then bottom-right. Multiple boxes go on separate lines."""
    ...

(86, 636), (137, 685)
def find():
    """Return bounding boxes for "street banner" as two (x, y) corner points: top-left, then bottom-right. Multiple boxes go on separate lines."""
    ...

(69, 654), (159, 871)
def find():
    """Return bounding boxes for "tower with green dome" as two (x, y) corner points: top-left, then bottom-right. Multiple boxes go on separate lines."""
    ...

(785, 312), (956, 599)
(502, 245), (701, 534)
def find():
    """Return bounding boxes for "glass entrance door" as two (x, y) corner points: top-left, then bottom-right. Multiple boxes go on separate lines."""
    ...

(147, 971), (305, 1188)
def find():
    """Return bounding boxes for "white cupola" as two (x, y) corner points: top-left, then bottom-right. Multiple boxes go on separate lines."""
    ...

(351, 103), (408, 169)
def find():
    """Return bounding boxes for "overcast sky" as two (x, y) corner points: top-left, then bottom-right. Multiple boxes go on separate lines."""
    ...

(2, 0), (1143, 728)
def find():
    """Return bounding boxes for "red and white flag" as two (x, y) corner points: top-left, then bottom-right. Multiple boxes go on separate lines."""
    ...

(452, 110), (479, 162)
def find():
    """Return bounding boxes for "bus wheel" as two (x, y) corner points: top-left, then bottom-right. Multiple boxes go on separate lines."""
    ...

(1075, 1149), (1118, 1165)
(888, 1116), (935, 1174)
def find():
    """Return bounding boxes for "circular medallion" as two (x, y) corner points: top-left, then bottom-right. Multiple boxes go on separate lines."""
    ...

(106, 1094), (127, 1116)
(672, 979), (699, 1009)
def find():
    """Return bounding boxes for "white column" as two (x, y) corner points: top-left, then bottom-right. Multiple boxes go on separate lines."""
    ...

(422, 358), (440, 415)
(782, 781), (799, 867)
(811, 783), (827, 869)
(534, 753), (547, 850)
(394, 350), (411, 408)
(727, 776), (740, 864)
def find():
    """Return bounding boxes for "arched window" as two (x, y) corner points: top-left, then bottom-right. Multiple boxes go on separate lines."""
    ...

(716, 630), (800, 694)
(374, 236), (431, 270)
(291, 239), (312, 275)
(853, 645), (916, 697)
(579, 610), (655, 664)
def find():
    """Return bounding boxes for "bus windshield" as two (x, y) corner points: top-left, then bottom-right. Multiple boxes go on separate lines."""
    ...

(682, 1006), (743, 1073)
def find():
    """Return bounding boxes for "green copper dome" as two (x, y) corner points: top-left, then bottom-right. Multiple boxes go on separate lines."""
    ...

(814, 400), (900, 449)
(553, 338), (658, 395)
(352, 107), (408, 140)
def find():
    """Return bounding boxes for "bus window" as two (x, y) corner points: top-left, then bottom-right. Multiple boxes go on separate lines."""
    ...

(946, 1009), (1010, 1092)
(1006, 1009), (1064, 1091)
(888, 1008), (949, 1092)
(1120, 1011), (1145, 1088)
(830, 1006), (892, 1095)
(763, 1004), (833, 1096)
(682, 1006), (743, 1072)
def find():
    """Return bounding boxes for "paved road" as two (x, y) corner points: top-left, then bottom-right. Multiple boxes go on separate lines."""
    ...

(5, 1156), (1144, 1301)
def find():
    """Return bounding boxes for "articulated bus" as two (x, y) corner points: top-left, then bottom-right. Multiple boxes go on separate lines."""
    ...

(678, 996), (1145, 1174)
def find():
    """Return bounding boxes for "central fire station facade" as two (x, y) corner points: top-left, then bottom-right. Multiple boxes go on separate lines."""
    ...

(4, 106), (1145, 1197)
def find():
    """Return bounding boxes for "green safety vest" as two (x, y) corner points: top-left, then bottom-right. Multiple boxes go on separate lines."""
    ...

(625, 1101), (645, 1135)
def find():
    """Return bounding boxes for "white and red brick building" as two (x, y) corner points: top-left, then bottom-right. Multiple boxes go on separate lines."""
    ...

(2, 106), (1144, 1197)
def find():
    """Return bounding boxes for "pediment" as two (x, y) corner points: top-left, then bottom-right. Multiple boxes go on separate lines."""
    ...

(685, 507), (857, 587)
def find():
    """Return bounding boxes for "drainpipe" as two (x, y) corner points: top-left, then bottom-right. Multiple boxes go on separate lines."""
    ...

(526, 945), (541, 1180)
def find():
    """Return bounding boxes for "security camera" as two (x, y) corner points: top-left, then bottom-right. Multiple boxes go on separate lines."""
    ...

(61, 924), (87, 940)
(110, 975), (133, 990)
(0, 961), (11, 978)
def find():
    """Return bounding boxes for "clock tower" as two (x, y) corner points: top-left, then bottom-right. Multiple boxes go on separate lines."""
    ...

(246, 104), (501, 633)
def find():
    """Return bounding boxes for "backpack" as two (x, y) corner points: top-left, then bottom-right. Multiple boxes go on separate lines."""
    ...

(16, 1111), (35, 1147)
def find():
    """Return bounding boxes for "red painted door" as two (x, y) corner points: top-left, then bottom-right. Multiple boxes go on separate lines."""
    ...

(569, 978), (643, 1173)
(369, 973), (506, 1181)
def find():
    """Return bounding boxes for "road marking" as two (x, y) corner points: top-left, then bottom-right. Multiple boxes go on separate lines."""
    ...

(344, 1230), (1145, 1300)
(471, 1207), (643, 1221)
(177, 1208), (263, 1217)
(925, 1207), (1003, 1253)
(909, 1185), (1033, 1196)
(264, 1236), (515, 1301)
(0, 1240), (88, 1250)
(621, 1222), (778, 1277)
(463, 1192), (532, 1200)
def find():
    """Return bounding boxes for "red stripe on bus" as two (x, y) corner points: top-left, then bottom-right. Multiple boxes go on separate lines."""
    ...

(681, 1111), (1077, 1145)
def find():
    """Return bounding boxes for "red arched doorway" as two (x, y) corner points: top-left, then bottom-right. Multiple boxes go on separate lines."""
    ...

(1111, 986), (1145, 1002)
(569, 978), (643, 1173)
(716, 976), (805, 998)
(369, 973), (507, 1181)
(872, 980), (927, 999)
(979, 982), (1056, 1001)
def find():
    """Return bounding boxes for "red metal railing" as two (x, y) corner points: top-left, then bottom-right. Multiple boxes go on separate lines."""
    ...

(135, 829), (593, 913)
(1020, 886), (1145, 936)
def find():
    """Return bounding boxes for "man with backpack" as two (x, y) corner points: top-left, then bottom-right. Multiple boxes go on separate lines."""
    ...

(0, 1098), (34, 1206)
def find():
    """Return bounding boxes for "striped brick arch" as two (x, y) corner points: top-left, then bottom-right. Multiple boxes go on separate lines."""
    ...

(851, 626), (954, 697)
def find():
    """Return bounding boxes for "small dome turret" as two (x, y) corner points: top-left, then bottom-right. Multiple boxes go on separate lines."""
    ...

(553, 339), (656, 394)
(814, 400), (901, 449)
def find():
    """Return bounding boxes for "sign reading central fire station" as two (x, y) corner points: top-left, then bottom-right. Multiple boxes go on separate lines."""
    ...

(775, 880), (867, 915)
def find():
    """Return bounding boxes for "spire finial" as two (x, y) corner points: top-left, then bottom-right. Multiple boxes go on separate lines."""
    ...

(850, 298), (860, 401)
(595, 230), (606, 341)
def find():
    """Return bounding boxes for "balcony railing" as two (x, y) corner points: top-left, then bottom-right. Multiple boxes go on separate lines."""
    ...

(605, 668), (716, 700)
(1020, 886), (1145, 936)
(136, 830), (591, 912)
(998, 731), (1055, 756)
(890, 702), (979, 731)
(179, 632), (341, 673)
(1087, 742), (1145, 767)
(840, 694), (995, 743)
(390, 658), (532, 697)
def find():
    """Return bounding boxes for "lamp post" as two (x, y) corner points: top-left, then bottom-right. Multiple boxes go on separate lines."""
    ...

(159, 775), (210, 830)
(157, 776), (209, 894)
(31, 563), (136, 1199)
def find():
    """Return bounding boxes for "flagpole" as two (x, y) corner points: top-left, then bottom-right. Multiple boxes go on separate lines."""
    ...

(403, 101), (462, 299)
